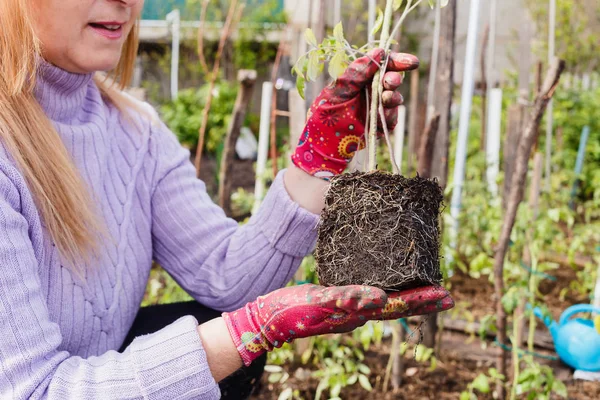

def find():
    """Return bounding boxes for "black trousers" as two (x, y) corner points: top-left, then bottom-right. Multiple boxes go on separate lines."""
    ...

(119, 302), (266, 399)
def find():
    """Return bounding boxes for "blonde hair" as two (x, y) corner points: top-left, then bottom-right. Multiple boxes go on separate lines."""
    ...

(0, 0), (140, 271)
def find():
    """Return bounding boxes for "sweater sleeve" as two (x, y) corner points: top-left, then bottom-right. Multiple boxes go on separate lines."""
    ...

(149, 121), (319, 312)
(0, 162), (220, 399)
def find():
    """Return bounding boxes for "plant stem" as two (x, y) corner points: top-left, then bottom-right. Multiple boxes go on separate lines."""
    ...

(367, 0), (395, 171)
(510, 329), (520, 400)
(527, 259), (537, 353)
(386, 0), (426, 49)
(383, 321), (399, 392)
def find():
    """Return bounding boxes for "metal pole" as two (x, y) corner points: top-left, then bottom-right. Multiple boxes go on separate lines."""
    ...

(574, 126), (590, 178)
(394, 105), (407, 175)
(545, 0), (556, 191)
(253, 82), (273, 215)
(450, 0), (481, 249)
(368, 0), (376, 43)
(486, 88), (503, 196)
(487, 0), (497, 93)
(594, 264), (600, 311)
(569, 125), (590, 209)
(166, 10), (181, 100)
(334, 0), (341, 24)
(426, 0), (442, 121)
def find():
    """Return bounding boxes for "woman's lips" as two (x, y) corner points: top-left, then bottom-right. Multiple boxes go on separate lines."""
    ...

(88, 22), (124, 40)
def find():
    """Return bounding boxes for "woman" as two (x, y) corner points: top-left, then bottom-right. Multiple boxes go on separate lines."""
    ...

(0, 0), (453, 399)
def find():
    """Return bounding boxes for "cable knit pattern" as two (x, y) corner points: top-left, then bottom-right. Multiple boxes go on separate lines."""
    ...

(0, 62), (318, 399)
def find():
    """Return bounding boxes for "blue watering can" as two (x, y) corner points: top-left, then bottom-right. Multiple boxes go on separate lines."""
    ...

(534, 304), (600, 371)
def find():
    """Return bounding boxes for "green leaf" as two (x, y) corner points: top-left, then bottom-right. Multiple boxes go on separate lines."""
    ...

(315, 378), (327, 400)
(331, 382), (342, 397)
(370, 8), (384, 38)
(393, 0), (404, 11)
(264, 365), (283, 373)
(488, 367), (505, 381)
(333, 22), (344, 43)
(347, 374), (358, 385)
(296, 75), (306, 99)
(552, 379), (568, 398)
(548, 208), (560, 222)
(307, 51), (320, 82)
(429, 356), (438, 371)
(428, 0), (450, 9)
(357, 363), (371, 375)
(268, 373), (283, 383)
(459, 392), (471, 400)
(278, 387), (293, 400)
(517, 368), (536, 384)
(415, 344), (433, 362)
(304, 28), (318, 47)
(328, 51), (349, 80)
(358, 374), (373, 391)
(471, 374), (490, 394)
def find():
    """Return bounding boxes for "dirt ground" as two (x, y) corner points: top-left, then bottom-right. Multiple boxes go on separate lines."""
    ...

(251, 268), (600, 399)
(198, 156), (256, 197)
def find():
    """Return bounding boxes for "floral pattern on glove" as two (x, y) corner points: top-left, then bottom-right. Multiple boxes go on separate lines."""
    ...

(223, 284), (453, 366)
(291, 48), (420, 180)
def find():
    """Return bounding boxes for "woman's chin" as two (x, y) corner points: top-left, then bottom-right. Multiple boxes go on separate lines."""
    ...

(78, 57), (121, 74)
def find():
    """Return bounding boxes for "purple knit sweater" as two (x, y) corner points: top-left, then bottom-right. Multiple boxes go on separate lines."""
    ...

(0, 62), (318, 399)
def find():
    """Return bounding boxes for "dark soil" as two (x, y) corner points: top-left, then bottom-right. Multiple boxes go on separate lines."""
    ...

(196, 155), (256, 197)
(315, 171), (444, 291)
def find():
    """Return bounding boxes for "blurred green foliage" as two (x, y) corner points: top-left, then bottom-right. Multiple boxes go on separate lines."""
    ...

(553, 86), (600, 200)
(525, 0), (599, 74)
(160, 81), (239, 153)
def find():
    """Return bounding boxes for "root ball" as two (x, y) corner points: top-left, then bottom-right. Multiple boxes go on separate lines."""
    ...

(315, 171), (443, 291)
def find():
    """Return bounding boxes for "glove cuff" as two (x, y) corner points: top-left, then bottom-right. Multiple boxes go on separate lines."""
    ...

(222, 303), (272, 367)
(290, 146), (348, 181)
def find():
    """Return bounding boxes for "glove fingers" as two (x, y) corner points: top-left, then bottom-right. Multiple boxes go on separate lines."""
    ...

(381, 90), (404, 108)
(386, 52), (420, 72)
(332, 48), (385, 101)
(381, 286), (454, 319)
(382, 71), (404, 91)
(377, 106), (398, 133)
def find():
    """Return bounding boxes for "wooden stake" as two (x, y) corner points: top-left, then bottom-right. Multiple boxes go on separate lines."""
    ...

(196, 0), (211, 75)
(218, 70), (257, 216)
(493, 59), (565, 397)
(502, 104), (524, 209)
(417, 113), (441, 350)
(391, 322), (406, 389)
(194, 0), (243, 176)
(516, 152), (543, 346)
(480, 24), (490, 152)
(269, 35), (286, 178)
(431, 0), (457, 187)
(417, 114), (441, 179)
(407, 69), (420, 174)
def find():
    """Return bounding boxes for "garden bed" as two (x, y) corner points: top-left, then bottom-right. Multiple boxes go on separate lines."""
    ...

(251, 265), (600, 399)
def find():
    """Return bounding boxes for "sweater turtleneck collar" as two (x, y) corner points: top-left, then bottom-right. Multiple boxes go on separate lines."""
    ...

(34, 60), (95, 124)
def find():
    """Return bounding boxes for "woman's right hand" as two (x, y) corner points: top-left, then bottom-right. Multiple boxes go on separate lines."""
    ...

(223, 283), (453, 366)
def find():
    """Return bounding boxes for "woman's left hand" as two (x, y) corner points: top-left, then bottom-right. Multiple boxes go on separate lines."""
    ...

(291, 48), (419, 180)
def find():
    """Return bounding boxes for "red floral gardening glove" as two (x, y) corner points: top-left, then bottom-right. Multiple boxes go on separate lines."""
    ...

(291, 48), (419, 180)
(223, 284), (453, 366)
